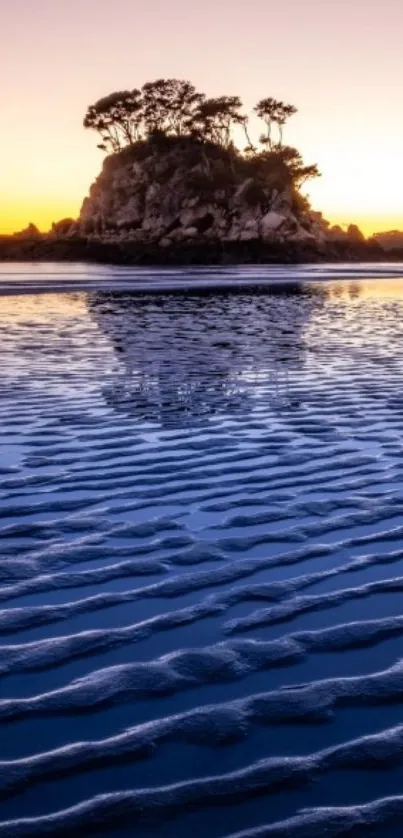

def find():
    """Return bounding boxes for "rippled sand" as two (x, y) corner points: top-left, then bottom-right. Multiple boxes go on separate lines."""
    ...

(2, 272), (403, 836)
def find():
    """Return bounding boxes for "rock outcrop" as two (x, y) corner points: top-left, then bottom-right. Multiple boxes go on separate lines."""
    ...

(78, 137), (328, 249)
(373, 231), (403, 251)
(12, 223), (42, 240)
(0, 139), (391, 264)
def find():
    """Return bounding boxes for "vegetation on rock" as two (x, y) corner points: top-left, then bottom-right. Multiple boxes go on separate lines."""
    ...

(83, 78), (320, 191)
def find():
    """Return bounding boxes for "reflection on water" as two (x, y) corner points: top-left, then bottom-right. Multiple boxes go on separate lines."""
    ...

(87, 286), (327, 425)
(4, 277), (403, 835)
(0, 292), (87, 321)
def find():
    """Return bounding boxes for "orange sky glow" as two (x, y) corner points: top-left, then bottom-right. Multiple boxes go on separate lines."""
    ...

(1, 0), (402, 236)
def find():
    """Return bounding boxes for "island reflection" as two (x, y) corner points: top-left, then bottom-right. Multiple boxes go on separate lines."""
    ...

(87, 285), (327, 427)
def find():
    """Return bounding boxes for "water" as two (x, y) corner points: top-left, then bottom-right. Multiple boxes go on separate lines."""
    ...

(2, 265), (403, 836)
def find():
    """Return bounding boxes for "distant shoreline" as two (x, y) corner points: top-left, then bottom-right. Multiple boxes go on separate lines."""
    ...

(1, 235), (401, 267)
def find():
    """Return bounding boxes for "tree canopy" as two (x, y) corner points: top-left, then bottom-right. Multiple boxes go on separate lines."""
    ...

(83, 90), (143, 152)
(254, 98), (297, 149)
(83, 78), (319, 187)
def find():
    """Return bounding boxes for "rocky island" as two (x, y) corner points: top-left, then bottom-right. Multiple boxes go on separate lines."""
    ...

(0, 79), (396, 264)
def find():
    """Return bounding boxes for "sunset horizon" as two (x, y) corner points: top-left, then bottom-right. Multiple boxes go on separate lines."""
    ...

(2, 203), (401, 240)
(2, 0), (402, 238)
(2, 167), (403, 239)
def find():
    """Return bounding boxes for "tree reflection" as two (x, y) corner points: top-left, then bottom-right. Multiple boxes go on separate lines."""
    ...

(87, 286), (326, 427)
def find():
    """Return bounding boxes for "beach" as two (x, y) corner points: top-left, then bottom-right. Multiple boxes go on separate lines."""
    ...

(2, 266), (403, 836)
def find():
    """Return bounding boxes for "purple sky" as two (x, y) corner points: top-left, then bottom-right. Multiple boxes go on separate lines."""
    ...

(2, 0), (403, 232)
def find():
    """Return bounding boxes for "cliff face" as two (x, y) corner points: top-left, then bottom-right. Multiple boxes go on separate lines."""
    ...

(79, 139), (328, 248)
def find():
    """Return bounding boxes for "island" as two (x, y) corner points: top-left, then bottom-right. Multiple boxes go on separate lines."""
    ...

(0, 78), (399, 264)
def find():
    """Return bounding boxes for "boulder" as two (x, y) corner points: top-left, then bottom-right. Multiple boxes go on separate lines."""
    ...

(260, 211), (287, 238)
(271, 188), (293, 214)
(240, 229), (259, 241)
(233, 178), (255, 204)
(182, 226), (199, 238)
(347, 224), (365, 242)
(327, 225), (347, 241)
(180, 205), (211, 229)
(51, 218), (77, 237)
(289, 227), (317, 243)
(13, 223), (41, 240)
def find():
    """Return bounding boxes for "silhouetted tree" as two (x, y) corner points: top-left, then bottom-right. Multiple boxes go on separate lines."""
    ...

(83, 80), (319, 194)
(84, 84), (301, 156)
(238, 115), (255, 153)
(275, 146), (320, 187)
(141, 79), (204, 136)
(193, 96), (245, 147)
(255, 98), (297, 148)
(84, 90), (143, 151)
(276, 103), (297, 145)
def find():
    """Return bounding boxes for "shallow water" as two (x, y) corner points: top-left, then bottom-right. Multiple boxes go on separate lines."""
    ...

(2, 267), (403, 836)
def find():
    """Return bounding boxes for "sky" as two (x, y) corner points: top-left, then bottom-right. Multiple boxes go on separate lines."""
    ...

(1, 0), (403, 235)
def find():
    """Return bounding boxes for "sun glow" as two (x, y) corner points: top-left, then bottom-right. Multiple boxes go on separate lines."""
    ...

(0, 198), (81, 235)
(0, 136), (100, 234)
(1, 0), (403, 238)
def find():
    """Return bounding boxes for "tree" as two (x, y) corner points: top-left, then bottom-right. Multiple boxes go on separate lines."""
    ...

(83, 81), (318, 194)
(141, 79), (204, 136)
(238, 115), (255, 153)
(276, 103), (297, 145)
(255, 98), (297, 148)
(166, 80), (205, 136)
(193, 96), (245, 147)
(84, 90), (143, 151)
(275, 146), (320, 187)
(255, 97), (277, 150)
(241, 145), (319, 198)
